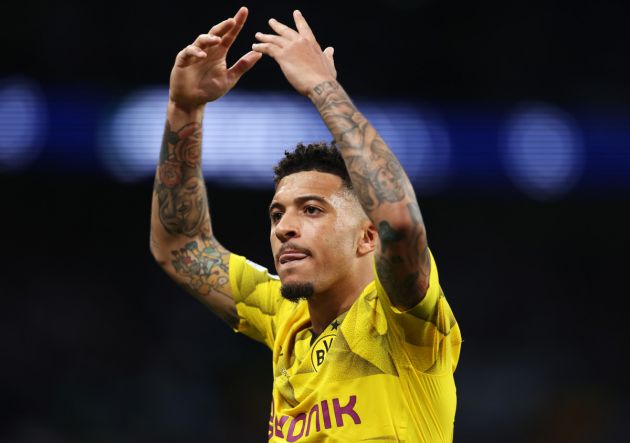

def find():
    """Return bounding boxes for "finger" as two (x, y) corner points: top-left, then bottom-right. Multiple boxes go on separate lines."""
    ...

(254, 32), (285, 48)
(192, 33), (222, 50)
(176, 44), (208, 66)
(252, 42), (279, 58)
(209, 17), (236, 37)
(268, 18), (298, 40)
(293, 10), (317, 41)
(228, 51), (263, 83)
(221, 6), (249, 49)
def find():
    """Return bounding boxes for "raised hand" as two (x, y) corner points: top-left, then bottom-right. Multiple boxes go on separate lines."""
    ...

(169, 6), (262, 111)
(253, 10), (337, 96)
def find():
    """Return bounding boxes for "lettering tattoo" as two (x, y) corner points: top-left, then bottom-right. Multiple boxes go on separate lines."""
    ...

(312, 81), (430, 308)
(154, 121), (208, 237)
(313, 80), (339, 96)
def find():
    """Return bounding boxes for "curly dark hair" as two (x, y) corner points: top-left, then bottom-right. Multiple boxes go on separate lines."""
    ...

(273, 142), (352, 188)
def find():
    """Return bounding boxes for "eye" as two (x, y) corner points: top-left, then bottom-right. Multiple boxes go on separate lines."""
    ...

(304, 205), (322, 215)
(270, 211), (283, 223)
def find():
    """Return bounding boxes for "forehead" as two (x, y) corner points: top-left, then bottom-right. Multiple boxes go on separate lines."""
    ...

(273, 171), (345, 202)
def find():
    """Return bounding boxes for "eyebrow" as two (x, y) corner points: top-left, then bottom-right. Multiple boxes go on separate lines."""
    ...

(268, 195), (330, 215)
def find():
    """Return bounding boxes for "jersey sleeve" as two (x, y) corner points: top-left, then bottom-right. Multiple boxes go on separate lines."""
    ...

(229, 253), (283, 350)
(374, 248), (462, 374)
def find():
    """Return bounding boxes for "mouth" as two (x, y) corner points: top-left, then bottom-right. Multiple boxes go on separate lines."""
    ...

(278, 252), (309, 266)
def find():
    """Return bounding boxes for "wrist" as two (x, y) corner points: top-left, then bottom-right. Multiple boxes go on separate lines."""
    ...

(306, 79), (341, 102)
(167, 99), (206, 121)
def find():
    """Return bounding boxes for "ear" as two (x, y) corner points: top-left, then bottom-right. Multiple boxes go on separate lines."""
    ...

(356, 220), (377, 256)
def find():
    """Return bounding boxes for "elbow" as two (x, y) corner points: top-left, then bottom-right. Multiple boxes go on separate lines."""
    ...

(152, 253), (169, 270)
(376, 202), (426, 241)
(149, 235), (170, 269)
(377, 217), (426, 243)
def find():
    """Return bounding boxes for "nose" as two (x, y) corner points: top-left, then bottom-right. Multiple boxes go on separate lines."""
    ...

(275, 212), (300, 242)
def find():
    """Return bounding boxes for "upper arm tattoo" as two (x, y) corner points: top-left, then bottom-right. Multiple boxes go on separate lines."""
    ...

(376, 204), (430, 308)
(170, 232), (237, 327)
(171, 233), (230, 293)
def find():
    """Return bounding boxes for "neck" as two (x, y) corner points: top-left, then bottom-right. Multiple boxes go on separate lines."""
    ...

(307, 265), (374, 335)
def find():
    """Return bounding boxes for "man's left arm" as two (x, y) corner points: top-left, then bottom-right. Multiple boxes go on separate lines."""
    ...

(311, 82), (430, 310)
(253, 10), (429, 310)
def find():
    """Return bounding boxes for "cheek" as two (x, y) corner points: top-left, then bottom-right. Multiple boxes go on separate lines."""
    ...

(333, 214), (360, 242)
(269, 230), (279, 252)
(322, 223), (357, 258)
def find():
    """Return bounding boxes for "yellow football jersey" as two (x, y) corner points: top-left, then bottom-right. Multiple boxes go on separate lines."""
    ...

(229, 250), (461, 442)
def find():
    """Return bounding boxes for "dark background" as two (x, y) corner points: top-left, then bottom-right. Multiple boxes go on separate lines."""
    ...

(2, 0), (629, 442)
(6, 0), (630, 103)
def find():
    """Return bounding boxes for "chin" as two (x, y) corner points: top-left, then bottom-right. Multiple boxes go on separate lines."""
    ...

(280, 281), (315, 301)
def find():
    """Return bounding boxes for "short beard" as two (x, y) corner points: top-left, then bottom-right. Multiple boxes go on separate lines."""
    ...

(281, 282), (315, 302)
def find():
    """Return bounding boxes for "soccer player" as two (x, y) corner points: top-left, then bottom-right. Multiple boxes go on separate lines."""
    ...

(150, 6), (462, 442)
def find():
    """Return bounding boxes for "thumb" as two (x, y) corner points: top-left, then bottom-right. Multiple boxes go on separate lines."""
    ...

(228, 51), (263, 85)
(323, 46), (335, 62)
(323, 46), (337, 78)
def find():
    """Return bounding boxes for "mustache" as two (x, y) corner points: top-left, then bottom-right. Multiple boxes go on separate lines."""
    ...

(276, 242), (312, 260)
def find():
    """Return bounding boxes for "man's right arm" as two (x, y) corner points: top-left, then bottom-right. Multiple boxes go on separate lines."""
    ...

(149, 7), (261, 328)
(150, 103), (238, 327)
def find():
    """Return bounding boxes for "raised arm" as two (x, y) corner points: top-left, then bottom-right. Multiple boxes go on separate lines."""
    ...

(253, 10), (429, 310)
(150, 7), (262, 327)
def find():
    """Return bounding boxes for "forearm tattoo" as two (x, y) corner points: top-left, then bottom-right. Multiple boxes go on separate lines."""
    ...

(311, 81), (409, 210)
(154, 121), (208, 237)
(312, 81), (430, 306)
(153, 121), (236, 325)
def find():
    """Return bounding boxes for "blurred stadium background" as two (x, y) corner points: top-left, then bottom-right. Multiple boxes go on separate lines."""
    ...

(1, 0), (629, 441)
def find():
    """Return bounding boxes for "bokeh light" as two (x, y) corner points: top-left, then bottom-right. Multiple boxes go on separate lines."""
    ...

(501, 103), (584, 200)
(98, 87), (450, 188)
(0, 77), (47, 172)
